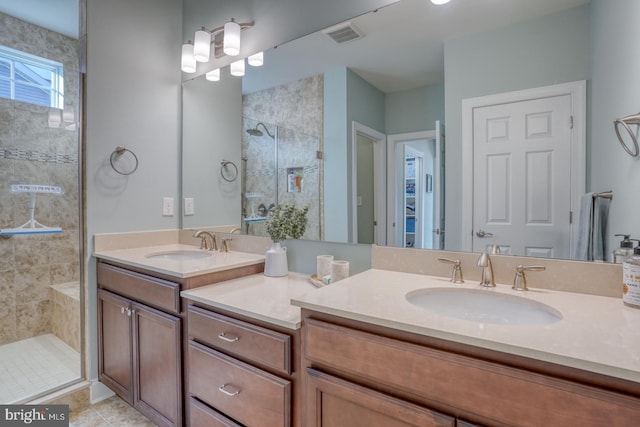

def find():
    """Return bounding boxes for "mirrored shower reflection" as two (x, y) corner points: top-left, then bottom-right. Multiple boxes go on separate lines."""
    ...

(241, 117), (321, 240)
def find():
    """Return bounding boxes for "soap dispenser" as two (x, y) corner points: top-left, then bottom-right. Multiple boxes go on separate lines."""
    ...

(622, 243), (640, 308)
(612, 234), (635, 263)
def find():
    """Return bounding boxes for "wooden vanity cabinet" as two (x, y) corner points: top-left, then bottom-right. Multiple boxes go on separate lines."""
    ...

(301, 310), (640, 427)
(185, 303), (300, 427)
(97, 263), (182, 427)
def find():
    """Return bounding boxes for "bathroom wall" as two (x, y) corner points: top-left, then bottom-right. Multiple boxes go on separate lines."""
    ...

(85, 0), (183, 382)
(443, 4), (591, 250)
(242, 74), (324, 240)
(0, 12), (80, 345)
(385, 83), (445, 135)
(590, 0), (640, 247)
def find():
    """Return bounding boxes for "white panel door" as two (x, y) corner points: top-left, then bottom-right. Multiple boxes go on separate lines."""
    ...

(472, 95), (572, 258)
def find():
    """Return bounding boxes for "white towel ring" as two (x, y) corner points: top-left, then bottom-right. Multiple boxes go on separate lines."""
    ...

(614, 113), (640, 158)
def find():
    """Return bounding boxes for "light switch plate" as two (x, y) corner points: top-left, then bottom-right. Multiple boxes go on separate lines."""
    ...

(162, 197), (174, 216)
(184, 198), (194, 216)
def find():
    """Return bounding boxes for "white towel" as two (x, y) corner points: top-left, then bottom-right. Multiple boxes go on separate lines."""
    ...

(573, 193), (611, 261)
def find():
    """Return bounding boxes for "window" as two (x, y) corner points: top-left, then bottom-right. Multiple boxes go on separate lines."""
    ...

(0, 45), (64, 108)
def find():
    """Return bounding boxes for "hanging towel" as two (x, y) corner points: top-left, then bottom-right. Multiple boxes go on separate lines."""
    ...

(573, 193), (611, 261)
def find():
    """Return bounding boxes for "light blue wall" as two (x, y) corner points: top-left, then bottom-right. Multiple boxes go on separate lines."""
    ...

(323, 68), (349, 242)
(86, 0), (183, 380)
(590, 0), (640, 249)
(443, 5), (591, 250)
(182, 72), (242, 229)
(385, 83), (444, 135)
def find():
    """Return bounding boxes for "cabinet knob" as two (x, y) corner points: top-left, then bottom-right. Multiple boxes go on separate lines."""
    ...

(218, 332), (240, 343)
(218, 384), (240, 397)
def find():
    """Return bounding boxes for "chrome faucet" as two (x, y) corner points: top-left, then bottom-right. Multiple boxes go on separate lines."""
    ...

(220, 237), (233, 253)
(229, 227), (242, 235)
(194, 230), (217, 251)
(477, 252), (495, 287)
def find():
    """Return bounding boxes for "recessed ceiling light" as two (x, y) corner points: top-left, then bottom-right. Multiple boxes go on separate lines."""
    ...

(431, 0), (451, 5)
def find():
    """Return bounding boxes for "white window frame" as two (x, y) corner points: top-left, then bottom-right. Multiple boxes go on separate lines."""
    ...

(0, 45), (64, 109)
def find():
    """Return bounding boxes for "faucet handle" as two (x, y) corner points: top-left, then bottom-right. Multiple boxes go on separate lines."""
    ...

(437, 258), (464, 283)
(512, 265), (545, 291)
(220, 237), (233, 253)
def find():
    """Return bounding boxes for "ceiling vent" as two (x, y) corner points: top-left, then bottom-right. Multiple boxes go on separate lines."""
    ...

(322, 22), (364, 44)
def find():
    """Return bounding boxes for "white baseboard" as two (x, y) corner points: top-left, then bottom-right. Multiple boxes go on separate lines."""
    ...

(90, 380), (115, 404)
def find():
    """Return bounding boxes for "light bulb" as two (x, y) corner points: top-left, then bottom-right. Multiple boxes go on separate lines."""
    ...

(230, 59), (245, 76)
(181, 42), (196, 73)
(248, 52), (264, 67)
(431, 0), (451, 4)
(224, 19), (241, 56)
(193, 29), (211, 62)
(205, 68), (220, 82)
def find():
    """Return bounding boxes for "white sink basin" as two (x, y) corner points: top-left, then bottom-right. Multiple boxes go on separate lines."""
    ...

(406, 287), (562, 325)
(145, 250), (213, 261)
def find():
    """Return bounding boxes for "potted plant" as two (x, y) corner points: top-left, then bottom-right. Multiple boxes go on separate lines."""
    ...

(264, 204), (309, 276)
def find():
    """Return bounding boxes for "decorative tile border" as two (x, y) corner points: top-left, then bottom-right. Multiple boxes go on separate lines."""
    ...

(0, 147), (78, 164)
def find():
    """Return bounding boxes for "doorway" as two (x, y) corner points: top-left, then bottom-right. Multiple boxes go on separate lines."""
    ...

(387, 124), (443, 249)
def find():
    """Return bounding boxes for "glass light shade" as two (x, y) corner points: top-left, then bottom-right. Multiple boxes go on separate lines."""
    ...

(193, 30), (211, 62)
(181, 43), (196, 73)
(431, 0), (451, 4)
(205, 68), (220, 82)
(223, 20), (241, 56)
(248, 52), (264, 67)
(230, 59), (245, 76)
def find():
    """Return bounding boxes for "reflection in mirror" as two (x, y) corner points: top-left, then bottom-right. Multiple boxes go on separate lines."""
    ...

(183, 0), (640, 263)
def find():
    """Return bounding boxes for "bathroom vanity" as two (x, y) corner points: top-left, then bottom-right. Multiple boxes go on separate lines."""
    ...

(292, 269), (640, 426)
(94, 244), (265, 427)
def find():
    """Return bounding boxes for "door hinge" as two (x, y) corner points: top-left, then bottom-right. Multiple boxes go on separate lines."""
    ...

(316, 150), (323, 160)
(570, 115), (574, 129)
(373, 220), (377, 226)
(569, 211), (573, 224)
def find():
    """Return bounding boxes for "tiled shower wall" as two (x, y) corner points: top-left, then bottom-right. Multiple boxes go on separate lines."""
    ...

(242, 75), (324, 240)
(0, 13), (80, 345)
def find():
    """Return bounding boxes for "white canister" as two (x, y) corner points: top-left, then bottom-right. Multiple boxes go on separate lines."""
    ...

(331, 260), (350, 283)
(317, 255), (333, 279)
(264, 242), (288, 277)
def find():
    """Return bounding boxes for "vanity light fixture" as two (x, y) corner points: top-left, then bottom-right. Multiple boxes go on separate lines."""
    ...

(223, 19), (241, 56)
(248, 51), (264, 67)
(205, 68), (221, 81)
(230, 59), (245, 76)
(181, 41), (197, 73)
(431, 0), (451, 4)
(193, 28), (211, 62)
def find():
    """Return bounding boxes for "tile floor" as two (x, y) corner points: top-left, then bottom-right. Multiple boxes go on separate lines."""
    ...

(70, 396), (154, 426)
(0, 334), (81, 403)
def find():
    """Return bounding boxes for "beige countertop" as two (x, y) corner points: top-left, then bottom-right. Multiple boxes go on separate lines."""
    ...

(181, 272), (317, 330)
(94, 243), (265, 278)
(291, 269), (640, 383)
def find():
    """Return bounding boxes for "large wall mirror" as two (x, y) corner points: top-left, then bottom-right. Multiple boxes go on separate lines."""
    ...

(183, 0), (640, 262)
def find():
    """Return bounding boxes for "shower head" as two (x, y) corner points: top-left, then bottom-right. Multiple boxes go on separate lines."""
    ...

(246, 122), (275, 138)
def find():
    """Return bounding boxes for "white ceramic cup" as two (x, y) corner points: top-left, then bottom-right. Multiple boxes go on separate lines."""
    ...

(317, 255), (333, 279)
(331, 260), (350, 283)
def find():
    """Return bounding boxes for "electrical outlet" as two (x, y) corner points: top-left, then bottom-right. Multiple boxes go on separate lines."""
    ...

(184, 198), (195, 216)
(162, 197), (174, 216)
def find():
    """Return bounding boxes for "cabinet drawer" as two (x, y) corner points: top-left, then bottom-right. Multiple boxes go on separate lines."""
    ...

(189, 397), (242, 427)
(188, 305), (291, 374)
(97, 262), (180, 314)
(189, 341), (291, 427)
(305, 319), (640, 426)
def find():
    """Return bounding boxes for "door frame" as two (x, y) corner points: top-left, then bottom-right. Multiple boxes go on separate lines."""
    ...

(351, 122), (387, 245)
(387, 130), (437, 247)
(461, 80), (587, 253)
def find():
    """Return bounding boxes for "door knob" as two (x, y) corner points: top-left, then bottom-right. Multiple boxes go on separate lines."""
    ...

(476, 229), (494, 238)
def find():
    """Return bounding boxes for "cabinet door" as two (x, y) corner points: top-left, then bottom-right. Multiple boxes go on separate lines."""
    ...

(306, 369), (454, 427)
(132, 302), (182, 427)
(98, 289), (133, 404)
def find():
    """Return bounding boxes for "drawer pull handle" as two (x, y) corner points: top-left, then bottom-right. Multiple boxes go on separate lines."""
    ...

(218, 332), (240, 343)
(218, 384), (240, 397)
